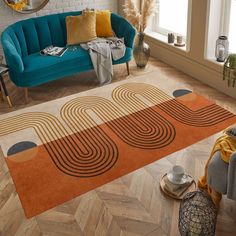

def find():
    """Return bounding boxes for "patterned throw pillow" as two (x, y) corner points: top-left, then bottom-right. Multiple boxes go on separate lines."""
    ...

(66, 12), (97, 45)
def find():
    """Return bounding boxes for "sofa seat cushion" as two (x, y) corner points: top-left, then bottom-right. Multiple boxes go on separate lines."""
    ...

(23, 46), (92, 73)
(15, 46), (132, 87)
(19, 46), (93, 86)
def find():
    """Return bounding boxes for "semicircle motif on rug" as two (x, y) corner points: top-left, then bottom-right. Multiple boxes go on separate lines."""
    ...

(1, 82), (236, 218)
(7, 141), (37, 156)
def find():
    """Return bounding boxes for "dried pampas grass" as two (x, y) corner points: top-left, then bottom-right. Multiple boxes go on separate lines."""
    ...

(123, 0), (157, 33)
(141, 0), (157, 32)
(123, 0), (141, 31)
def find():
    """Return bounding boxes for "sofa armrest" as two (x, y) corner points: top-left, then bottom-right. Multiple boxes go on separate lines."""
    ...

(207, 150), (228, 194)
(111, 13), (136, 49)
(1, 40), (24, 73)
(227, 152), (236, 200)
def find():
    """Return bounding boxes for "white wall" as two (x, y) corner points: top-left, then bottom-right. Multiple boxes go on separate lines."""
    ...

(0, 0), (117, 55)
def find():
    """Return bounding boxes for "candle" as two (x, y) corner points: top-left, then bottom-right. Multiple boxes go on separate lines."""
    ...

(218, 47), (225, 58)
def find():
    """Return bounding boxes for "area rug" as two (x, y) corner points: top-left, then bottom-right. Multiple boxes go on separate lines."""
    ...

(0, 78), (236, 218)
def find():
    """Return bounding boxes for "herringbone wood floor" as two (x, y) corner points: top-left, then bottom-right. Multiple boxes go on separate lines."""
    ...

(0, 59), (236, 236)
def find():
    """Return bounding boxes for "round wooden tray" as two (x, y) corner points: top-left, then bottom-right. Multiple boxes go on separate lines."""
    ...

(159, 173), (197, 200)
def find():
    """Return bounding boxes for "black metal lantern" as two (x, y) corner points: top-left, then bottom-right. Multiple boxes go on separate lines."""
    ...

(178, 190), (217, 236)
(215, 36), (229, 62)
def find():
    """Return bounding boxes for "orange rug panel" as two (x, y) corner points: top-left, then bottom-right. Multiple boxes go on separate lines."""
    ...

(5, 94), (236, 218)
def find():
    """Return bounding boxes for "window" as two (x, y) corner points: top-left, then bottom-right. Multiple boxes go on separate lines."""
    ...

(154, 0), (190, 37)
(221, 0), (236, 53)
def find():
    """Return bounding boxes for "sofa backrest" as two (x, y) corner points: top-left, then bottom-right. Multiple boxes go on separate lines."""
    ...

(2, 11), (133, 58)
(2, 12), (81, 57)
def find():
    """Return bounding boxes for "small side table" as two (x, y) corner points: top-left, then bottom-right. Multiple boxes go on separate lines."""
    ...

(160, 173), (197, 200)
(0, 64), (13, 107)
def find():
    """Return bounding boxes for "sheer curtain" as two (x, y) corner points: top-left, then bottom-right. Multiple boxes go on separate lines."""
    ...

(229, 0), (236, 52)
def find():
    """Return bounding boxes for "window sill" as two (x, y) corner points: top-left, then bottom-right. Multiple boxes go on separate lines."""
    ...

(206, 57), (224, 68)
(145, 31), (188, 52)
(145, 31), (224, 73)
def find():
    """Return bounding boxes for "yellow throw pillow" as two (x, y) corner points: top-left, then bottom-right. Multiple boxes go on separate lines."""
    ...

(66, 12), (97, 45)
(96, 10), (114, 37)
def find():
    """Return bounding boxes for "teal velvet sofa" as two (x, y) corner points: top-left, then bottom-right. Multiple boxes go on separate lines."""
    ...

(1, 11), (135, 87)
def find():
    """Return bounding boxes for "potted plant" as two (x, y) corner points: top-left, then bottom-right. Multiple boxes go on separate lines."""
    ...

(123, 0), (157, 68)
(223, 54), (236, 87)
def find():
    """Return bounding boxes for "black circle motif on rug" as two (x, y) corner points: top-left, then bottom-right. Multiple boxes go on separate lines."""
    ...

(7, 141), (37, 156)
(173, 89), (192, 98)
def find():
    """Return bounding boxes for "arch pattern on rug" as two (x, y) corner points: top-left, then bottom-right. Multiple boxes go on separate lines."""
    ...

(0, 112), (118, 177)
(112, 83), (235, 127)
(61, 94), (176, 150)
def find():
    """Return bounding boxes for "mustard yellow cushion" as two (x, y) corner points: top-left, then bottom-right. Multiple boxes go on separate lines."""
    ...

(66, 12), (97, 45)
(96, 10), (113, 37)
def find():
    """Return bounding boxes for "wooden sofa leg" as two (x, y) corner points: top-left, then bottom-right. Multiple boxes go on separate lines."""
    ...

(0, 84), (4, 101)
(0, 75), (13, 107)
(126, 62), (130, 75)
(24, 88), (29, 103)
